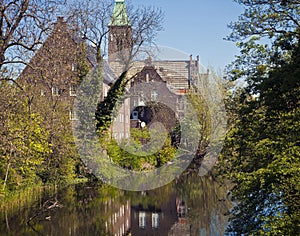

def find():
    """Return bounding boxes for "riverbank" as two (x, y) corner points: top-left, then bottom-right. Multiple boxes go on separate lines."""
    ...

(0, 177), (89, 211)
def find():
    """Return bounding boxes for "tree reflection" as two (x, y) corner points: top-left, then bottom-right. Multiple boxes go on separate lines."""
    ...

(0, 172), (231, 236)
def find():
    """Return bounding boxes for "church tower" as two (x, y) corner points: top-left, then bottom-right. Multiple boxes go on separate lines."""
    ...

(108, 0), (132, 63)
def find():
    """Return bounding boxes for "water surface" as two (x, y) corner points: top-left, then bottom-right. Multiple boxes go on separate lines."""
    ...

(0, 172), (231, 236)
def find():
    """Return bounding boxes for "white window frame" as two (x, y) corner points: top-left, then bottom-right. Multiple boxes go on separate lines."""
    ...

(71, 63), (77, 72)
(52, 86), (60, 96)
(69, 110), (78, 121)
(151, 90), (158, 101)
(152, 213), (159, 228)
(70, 84), (77, 96)
(41, 89), (46, 96)
(139, 212), (146, 229)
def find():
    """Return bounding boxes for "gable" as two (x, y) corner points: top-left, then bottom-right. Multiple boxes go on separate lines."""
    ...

(19, 17), (81, 86)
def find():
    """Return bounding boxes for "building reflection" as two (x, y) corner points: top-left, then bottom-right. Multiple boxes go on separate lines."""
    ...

(168, 197), (191, 235)
(102, 175), (230, 236)
(103, 191), (195, 236)
(129, 192), (178, 235)
(105, 200), (131, 236)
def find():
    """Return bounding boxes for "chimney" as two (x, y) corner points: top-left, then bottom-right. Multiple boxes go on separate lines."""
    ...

(57, 16), (64, 22)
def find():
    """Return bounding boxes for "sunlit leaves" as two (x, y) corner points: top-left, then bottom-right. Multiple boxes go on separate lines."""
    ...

(221, 6), (300, 231)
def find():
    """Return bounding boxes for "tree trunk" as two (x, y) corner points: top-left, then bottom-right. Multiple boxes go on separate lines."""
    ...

(3, 162), (11, 191)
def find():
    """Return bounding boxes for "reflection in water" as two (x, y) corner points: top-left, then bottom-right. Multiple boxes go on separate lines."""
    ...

(0, 173), (231, 236)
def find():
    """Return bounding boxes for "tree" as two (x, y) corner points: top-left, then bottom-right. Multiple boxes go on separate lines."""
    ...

(0, 0), (66, 75)
(0, 81), (51, 192)
(104, 127), (176, 171)
(221, 45), (300, 235)
(226, 0), (300, 93)
(220, 0), (300, 234)
(95, 71), (128, 134)
(66, 0), (164, 63)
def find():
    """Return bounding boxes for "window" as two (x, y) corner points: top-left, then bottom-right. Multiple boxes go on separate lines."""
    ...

(71, 63), (77, 72)
(70, 84), (77, 96)
(138, 93), (145, 106)
(52, 87), (60, 96)
(103, 87), (108, 98)
(177, 96), (184, 110)
(152, 213), (159, 228)
(41, 89), (46, 96)
(132, 111), (138, 119)
(151, 90), (158, 101)
(69, 110), (78, 121)
(139, 212), (146, 229)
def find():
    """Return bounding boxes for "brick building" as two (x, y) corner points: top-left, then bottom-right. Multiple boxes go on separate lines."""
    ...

(19, 0), (206, 144)
(19, 15), (130, 142)
(108, 0), (205, 136)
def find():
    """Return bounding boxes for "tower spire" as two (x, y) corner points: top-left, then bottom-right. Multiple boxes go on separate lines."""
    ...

(109, 0), (131, 26)
(108, 0), (132, 65)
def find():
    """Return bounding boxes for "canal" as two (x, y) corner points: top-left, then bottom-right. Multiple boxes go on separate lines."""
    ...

(0, 169), (231, 236)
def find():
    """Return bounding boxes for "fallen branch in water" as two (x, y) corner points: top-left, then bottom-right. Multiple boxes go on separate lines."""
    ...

(27, 199), (63, 225)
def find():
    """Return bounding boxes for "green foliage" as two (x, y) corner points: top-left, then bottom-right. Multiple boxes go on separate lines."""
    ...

(228, 1), (300, 41)
(77, 42), (90, 83)
(38, 104), (77, 184)
(95, 71), (128, 134)
(220, 1), (300, 234)
(0, 74), (88, 194)
(220, 42), (300, 236)
(221, 97), (300, 234)
(0, 83), (51, 192)
(187, 90), (211, 155)
(226, 1), (300, 93)
(104, 128), (176, 171)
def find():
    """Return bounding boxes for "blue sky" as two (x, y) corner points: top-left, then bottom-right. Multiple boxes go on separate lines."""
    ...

(130, 0), (244, 70)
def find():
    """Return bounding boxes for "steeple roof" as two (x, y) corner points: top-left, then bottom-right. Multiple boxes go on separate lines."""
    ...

(109, 0), (131, 26)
